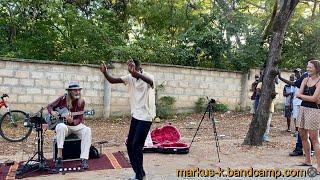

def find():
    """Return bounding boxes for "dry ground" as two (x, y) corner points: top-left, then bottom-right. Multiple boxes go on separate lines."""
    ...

(0, 112), (316, 179)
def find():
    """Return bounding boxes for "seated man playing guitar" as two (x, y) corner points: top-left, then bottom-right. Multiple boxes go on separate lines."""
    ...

(47, 81), (92, 170)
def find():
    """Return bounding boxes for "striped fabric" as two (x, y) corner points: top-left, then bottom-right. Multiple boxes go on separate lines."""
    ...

(0, 151), (131, 179)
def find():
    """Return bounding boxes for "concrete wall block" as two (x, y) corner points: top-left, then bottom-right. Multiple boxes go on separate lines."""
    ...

(194, 76), (205, 82)
(4, 78), (19, 86)
(0, 69), (14, 77)
(180, 68), (191, 74)
(51, 66), (65, 72)
(82, 82), (92, 89)
(184, 75), (193, 81)
(224, 78), (234, 84)
(50, 81), (64, 89)
(205, 76), (214, 82)
(0, 77), (2, 84)
(45, 72), (61, 80)
(10, 103), (26, 111)
(91, 82), (103, 90)
(35, 79), (49, 87)
(194, 89), (204, 96)
(84, 89), (99, 97)
(5, 61), (20, 69)
(0, 86), (11, 93)
(188, 96), (199, 102)
(179, 82), (189, 88)
(154, 72), (164, 79)
(88, 75), (101, 82)
(215, 78), (224, 83)
(15, 71), (30, 78)
(74, 75), (87, 81)
(31, 72), (45, 79)
(210, 71), (220, 77)
(190, 70), (201, 75)
(111, 90), (128, 97)
(20, 79), (35, 87)
(174, 88), (184, 94)
(164, 73), (173, 80)
(89, 97), (103, 105)
(178, 96), (189, 102)
(208, 84), (218, 89)
(199, 83), (208, 89)
(166, 81), (178, 88)
(27, 88), (42, 94)
(188, 82), (199, 88)
(64, 74), (78, 81)
(0, 61), (5, 68)
(48, 96), (59, 103)
(18, 95), (33, 103)
(7, 95), (18, 103)
(34, 95), (48, 104)
(43, 89), (56, 95)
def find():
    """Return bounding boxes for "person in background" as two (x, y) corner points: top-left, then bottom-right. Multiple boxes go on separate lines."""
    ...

(250, 74), (260, 115)
(283, 74), (295, 132)
(255, 75), (277, 142)
(278, 68), (308, 156)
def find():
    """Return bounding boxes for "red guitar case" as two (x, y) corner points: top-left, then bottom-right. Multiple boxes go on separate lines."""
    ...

(143, 124), (189, 154)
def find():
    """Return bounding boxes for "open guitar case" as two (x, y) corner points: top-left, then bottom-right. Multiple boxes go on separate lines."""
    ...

(143, 123), (190, 154)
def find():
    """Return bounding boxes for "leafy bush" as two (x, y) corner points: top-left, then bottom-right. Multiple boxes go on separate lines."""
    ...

(214, 103), (229, 112)
(156, 96), (176, 119)
(195, 97), (206, 113)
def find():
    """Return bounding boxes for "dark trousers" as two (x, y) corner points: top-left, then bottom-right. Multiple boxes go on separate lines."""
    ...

(126, 117), (152, 180)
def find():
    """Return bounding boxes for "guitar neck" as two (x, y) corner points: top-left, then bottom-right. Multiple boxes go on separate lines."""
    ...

(70, 111), (85, 116)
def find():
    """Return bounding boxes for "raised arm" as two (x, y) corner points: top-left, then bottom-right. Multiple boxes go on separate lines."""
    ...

(100, 63), (124, 84)
(278, 72), (294, 86)
(128, 61), (154, 88)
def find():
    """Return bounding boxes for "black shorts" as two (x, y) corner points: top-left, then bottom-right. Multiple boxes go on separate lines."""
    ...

(284, 106), (292, 118)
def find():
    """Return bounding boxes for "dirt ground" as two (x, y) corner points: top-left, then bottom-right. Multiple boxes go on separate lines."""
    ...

(0, 112), (317, 179)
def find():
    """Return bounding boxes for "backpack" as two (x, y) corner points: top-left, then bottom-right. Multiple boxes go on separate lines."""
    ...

(89, 145), (100, 159)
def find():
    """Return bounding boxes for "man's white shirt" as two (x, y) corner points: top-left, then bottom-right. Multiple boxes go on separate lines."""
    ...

(121, 71), (156, 122)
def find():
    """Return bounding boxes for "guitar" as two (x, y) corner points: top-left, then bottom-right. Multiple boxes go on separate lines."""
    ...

(45, 107), (95, 130)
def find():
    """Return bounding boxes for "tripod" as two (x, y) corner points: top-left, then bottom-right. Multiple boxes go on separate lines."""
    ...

(189, 98), (221, 162)
(16, 107), (52, 178)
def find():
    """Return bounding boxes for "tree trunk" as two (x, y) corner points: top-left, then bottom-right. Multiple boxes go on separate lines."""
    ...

(244, 0), (299, 146)
(260, 0), (279, 46)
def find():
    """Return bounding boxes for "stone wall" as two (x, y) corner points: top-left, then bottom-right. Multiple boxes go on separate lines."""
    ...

(0, 58), (293, 118)
(0, 58), (104, 116)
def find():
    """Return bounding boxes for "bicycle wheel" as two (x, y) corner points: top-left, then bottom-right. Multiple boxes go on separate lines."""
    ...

(0, 110), (32, 142)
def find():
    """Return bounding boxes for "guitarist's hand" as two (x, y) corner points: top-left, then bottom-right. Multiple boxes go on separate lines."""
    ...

(66, 113), (73, 124)
(51, 111), (59, 118)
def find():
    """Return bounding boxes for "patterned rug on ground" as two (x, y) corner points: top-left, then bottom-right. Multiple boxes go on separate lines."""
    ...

(0, 151), (131, 179)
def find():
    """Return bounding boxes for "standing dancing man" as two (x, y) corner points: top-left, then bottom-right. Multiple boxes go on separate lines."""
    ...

(100, 59), (155, 180)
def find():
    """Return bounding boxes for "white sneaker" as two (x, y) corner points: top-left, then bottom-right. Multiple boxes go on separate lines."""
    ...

(128, 177), (138, 180)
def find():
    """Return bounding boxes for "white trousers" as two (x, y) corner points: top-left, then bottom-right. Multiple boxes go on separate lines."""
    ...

(55, 123), (92, 159)
(264, 113), (273, 136)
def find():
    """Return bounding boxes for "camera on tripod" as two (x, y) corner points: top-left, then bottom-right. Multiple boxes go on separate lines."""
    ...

(189, 97), (221, 162)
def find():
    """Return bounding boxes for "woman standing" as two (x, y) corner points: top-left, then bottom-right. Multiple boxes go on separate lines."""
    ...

(296, 59), (320, 173)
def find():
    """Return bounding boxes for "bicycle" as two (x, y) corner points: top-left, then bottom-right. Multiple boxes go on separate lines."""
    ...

(0, 93), (32, 142)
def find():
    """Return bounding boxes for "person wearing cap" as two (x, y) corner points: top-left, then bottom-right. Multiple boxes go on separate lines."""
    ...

(282, 74), (295, 132)
(100, 58), (155, 180)
(278, 67), (311, 156)
(47, 81), (92, 170)
(250, 74), (260, 115)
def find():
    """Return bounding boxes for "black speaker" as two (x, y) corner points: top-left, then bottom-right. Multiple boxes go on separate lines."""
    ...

(53, 138), (81, 161)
